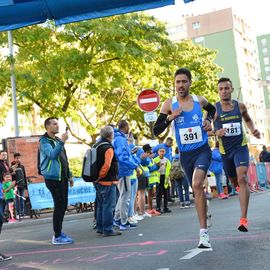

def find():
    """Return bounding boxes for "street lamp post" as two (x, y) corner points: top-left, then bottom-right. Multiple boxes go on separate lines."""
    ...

(8, 30), (19, 137)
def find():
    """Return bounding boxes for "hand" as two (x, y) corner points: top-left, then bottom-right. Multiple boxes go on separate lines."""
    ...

(61, 132), (69, 143)
(136, 168), (141, 177)
(69, 179), (74, 187)
(203, 119), (212, 132)
(169, 108), (182, 121)
(252, 129), (261, 139)
(215, 128), (226, 137)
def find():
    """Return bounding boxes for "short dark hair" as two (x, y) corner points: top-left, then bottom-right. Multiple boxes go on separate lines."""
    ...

(166, 137), (173, 142)
(44, 117), (58, 129)
(142, 144), (152, 153)
(218, 77), (233, 86)
(0, 150), (7, 154)
(14, 152), (21, 158)
(174, 68), (192, 81)
(3, 172), (11, 178)
(117, 120), (128, 130)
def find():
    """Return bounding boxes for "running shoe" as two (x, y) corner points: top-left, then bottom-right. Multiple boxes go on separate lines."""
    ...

(218, 193), (228, 199)
(198, 231), (211, 248)
(0, 253), (12, 262)
(119, 221), (137, 230)
(238, 218), (248, 232)
(133, 214), (144, 221)
(113, 218), (121, 227)
(52, 235), (74, 245)
(61, 232), (74, 242)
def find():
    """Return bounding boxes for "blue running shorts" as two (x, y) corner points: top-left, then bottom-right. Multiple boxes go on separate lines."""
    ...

(180, 143), (211, 186)
(221, 145), (249, 178)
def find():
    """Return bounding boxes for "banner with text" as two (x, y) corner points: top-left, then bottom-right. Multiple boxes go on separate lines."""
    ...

(28, 178), (96, 210)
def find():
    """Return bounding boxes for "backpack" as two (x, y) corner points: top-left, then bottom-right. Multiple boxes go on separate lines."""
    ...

(82, 142), (109, 182)
(170, 158), (185, 181)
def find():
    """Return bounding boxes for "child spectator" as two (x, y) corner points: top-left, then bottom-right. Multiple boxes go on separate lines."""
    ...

(2, 172), (16, 223)
(154, 147), (172, 213)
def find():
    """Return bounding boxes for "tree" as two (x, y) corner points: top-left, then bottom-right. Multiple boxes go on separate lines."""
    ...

(0, 14), (221, 144)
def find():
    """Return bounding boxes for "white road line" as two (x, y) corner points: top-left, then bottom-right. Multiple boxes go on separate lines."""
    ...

(180, 247), (213, 260)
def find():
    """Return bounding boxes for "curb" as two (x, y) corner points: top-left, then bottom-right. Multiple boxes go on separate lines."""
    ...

(3, 211), (94, 230)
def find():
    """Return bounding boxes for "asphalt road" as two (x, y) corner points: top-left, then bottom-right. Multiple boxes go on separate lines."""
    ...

(1, 190), (270, 270)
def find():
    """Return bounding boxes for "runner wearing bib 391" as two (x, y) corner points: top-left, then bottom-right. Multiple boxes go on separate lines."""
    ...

(154, 68), (216, 249)
(212, 77), (261, 233)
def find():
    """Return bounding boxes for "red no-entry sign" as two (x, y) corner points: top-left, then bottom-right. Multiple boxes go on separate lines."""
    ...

(137, 89), (160, 112)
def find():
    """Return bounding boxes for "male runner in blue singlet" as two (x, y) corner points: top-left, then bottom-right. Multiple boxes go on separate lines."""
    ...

(213, 78), (260, 232)
(154, 68), (216, 248)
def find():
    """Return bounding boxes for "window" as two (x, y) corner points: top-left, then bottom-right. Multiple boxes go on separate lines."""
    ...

(262, 47), (268, 55)
(261, 38), (267, 47)
(192, 22), (200, 29)
(263, 57), (269, 65)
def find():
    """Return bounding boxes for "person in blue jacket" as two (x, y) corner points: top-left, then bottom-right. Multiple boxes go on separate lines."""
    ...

(152, 137), (174, 162)
(209, 141), (228, 199)
(113, 120), (140, 230)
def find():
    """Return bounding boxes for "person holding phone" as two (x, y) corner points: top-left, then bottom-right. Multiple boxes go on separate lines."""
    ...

(39, 117), (74, 245)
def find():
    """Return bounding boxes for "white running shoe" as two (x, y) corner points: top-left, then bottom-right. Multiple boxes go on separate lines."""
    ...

(128, 217), (138, 224)
(133, 214), (144, 221)
(198, 231), (211, 248)
(143, 211), (152, 218)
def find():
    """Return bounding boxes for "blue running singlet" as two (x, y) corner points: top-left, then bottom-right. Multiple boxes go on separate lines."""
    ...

(214, 100), (248, 155)
(172, 95), (208, 152)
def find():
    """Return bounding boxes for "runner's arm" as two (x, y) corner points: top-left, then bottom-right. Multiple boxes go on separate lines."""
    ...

(240, 103), (261, 138)
(153, 99), (172, 136)
(199, 96), (216, 122)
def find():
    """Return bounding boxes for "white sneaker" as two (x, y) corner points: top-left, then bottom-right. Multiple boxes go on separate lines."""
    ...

(143, 211), (152, 218)
(133, 214), (144, 221)
(128, 217), (138, 224)
(198, 231), (211, 248)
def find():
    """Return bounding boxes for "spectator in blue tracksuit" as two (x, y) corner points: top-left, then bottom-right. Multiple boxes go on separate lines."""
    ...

(209, 141), (227, 199)
(113, 120), (140, 230)
(152, 137), (174, 162)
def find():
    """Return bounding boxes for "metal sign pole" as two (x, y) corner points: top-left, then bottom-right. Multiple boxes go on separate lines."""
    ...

(8, 30), (20, 137)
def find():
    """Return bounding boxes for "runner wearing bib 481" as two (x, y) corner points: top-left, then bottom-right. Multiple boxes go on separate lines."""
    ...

(154, 68), (216, 249)
(211, 77), (261, 233)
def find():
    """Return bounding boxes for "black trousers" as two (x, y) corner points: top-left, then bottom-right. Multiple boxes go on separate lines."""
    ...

(156, 175), (168, 210)
(45, 179), (68, 238)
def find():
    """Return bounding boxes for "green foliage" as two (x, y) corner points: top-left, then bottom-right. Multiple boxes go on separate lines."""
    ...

(0, 13), (222, 143)
(69, 157), (83, 178)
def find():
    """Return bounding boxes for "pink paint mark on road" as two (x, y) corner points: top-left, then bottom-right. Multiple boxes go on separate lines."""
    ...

(8, 232), (270, 257)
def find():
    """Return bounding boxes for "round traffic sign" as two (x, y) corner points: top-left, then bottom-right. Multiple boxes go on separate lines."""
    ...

(137, 89), (160, 112)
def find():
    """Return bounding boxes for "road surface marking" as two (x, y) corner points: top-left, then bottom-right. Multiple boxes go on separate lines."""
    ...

(180, 247), (213, 260)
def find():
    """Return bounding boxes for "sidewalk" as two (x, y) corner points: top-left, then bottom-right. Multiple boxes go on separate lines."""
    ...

(3, 209), (94, 230)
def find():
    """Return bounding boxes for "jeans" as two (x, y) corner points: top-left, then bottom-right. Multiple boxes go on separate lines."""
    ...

(128, 178), (138, 217)
(45, 179), (68, 238)
(94, 183), (116, 234)
(214, 173), (223, 194)
(156, 175), (168, 210)
(175, 177), (190, 203)
(15, 188), (25, 215)
(114, 176), (131, 224)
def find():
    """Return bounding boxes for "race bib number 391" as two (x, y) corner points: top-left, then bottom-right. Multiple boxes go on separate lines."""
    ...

(222, 122), (241, 137)
(179, 126), (203, 144)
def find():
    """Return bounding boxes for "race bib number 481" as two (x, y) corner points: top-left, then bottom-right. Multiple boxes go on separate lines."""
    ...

(179, 126), (203, 144)
(222, 122), (241, 137)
